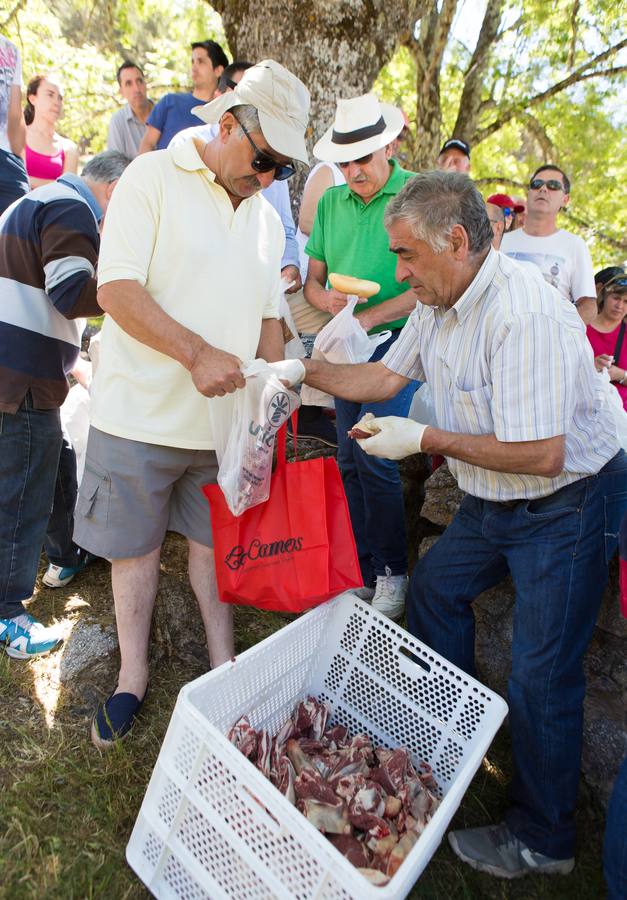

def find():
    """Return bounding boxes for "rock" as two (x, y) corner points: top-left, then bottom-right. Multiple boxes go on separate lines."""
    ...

(418, 462), (627, 807)
(59, 621), (118, 684)
(419, 463), (464, 528)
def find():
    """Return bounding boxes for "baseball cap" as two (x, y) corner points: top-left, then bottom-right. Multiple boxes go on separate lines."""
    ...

(604, 272), (627, 293)
(487, 193), (525, 214)
(595, 265), (625, 286)
(192, 59), (310, 163)
(439, 138), (470, 158)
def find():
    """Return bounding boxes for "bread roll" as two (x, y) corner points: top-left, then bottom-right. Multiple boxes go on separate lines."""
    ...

(328, 272), (380, 298)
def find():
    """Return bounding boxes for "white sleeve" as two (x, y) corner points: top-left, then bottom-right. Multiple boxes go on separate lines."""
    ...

(570, 235), (596, 302)
(12, 44), (22, 86)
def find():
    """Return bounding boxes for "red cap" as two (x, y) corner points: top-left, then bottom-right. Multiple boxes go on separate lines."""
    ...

(487, 193), (525, 213)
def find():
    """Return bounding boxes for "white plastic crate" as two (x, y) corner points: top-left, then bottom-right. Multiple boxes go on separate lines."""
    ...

(127, 592), (508, 899)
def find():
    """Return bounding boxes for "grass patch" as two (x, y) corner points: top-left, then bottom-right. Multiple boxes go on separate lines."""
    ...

(0, 537), (607, 899)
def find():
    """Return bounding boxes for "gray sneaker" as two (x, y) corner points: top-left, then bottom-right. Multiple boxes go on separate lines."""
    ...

(372, 567), (408, 621)
(448, 822), (575, 879)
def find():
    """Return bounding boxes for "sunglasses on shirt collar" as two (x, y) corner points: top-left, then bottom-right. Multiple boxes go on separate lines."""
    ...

(338, 153), (374, 169)
(233, 113), (295, 181)
(529, 178), (565, 192)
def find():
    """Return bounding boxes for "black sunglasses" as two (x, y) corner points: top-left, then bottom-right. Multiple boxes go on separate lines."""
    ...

(233, 113), (295, 181)
(529, 178), (564, 192)
(338, 153), (374, 169)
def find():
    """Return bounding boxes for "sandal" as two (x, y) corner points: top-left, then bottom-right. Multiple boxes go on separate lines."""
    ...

(91, 690), (146, 750)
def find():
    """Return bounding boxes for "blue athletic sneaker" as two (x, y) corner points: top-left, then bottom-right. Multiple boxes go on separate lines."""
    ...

(43, 553), (97, 588)
(0, 613), (63, 659)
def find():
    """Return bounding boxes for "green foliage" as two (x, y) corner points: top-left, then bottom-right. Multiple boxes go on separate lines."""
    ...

(374, 0), (626, 267)
(4, 0), (624, 265)
(4, 0), (228, 154)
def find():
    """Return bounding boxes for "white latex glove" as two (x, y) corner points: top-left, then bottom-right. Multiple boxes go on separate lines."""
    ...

(355, 415), (428, 460)
(266, 358), (306, 387)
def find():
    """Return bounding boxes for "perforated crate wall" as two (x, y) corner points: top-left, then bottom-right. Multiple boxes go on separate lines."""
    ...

(127, 593), (507, 899)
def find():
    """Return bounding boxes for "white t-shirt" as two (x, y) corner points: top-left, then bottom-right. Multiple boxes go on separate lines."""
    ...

(0, 36), (21, 153)
(501, 227), (595, 304)
(93, 138), (284, 450)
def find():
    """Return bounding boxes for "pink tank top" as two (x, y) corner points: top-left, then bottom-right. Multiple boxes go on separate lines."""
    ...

(25, 144), (65, 180)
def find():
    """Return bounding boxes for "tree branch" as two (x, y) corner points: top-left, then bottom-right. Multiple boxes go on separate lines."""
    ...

(452, 0), (504, 140)
(475, 38), (627, 142)
(0, 0), (26, 30)
(567, 0), (580, 69)
(424, 0), (457, 86)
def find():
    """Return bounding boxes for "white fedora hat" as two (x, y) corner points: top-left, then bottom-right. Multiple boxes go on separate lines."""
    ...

(313, 94), (404, 163)
(192, 59), (310, 164)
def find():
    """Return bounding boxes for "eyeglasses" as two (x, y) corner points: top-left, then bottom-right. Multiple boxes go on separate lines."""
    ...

(233, 113), (295, 181)
(338, 153), (374, 169)
(529, 178), (564, 192)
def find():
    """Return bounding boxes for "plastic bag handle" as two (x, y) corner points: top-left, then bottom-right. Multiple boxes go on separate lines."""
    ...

(276, 412), (298, 470)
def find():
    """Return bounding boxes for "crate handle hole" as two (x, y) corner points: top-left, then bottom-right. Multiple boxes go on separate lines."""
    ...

(398, 646), (431, 673)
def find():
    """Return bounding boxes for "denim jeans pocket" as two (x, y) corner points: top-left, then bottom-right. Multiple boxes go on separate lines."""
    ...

(523, 478), (587, 519)
(77, 461), (110, 525)
(604, 491), (627, 564)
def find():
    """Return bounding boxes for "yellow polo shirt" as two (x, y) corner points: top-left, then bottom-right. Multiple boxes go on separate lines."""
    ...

(92, 138), (284, 449)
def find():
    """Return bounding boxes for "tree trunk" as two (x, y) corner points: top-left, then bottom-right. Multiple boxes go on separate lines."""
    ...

(209, 0), (428, 197)
(407, 0), (457, 170)
(452, 0), (504, 143)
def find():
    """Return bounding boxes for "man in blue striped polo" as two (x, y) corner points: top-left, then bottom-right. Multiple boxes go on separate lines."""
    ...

(0, 150), (130, 659)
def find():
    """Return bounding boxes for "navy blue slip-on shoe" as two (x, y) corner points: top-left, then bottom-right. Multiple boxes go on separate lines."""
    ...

(91, 690), (146, 750)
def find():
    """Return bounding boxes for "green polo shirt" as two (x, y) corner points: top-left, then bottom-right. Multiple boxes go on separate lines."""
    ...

(305, 159), (416, 333)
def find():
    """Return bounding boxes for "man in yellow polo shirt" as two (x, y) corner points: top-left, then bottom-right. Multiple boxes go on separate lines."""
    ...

(74, 60), (310, 748)
(304, 94), (418, 621)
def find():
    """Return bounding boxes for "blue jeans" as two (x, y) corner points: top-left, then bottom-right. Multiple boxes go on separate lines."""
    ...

(44, 434), (85, 568)
(334, 331), (419, 585)
(408, 450), (627, 860)
(0, 394), (63, 618)
(604, 756), (627, 900)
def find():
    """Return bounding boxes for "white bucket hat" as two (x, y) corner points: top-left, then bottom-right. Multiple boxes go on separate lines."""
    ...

(192, 59), (310, 164)
(314, 94), (404, 163)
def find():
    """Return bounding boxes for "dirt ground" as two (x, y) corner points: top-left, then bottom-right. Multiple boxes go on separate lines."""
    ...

(0, 533), (608, 899)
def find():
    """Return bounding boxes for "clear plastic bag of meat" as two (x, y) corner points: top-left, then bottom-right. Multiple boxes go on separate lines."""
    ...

(216, 359), (300, 516)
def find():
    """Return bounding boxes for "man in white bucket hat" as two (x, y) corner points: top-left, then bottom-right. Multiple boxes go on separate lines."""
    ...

(74, 60), (310, 749)
(303, 93), (420, 621)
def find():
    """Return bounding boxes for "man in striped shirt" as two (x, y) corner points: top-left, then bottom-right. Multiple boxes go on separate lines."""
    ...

(271, 171), (627, 880)
(0, 150), (129, 660)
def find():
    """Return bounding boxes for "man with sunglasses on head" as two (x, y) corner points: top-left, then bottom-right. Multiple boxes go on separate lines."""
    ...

(73, 60), (310, 749)
(501, 165), (597, 323)
(303, 94), (420, 621)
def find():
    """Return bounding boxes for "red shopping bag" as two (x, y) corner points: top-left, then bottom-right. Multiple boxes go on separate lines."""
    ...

(202, 419), (362, 611)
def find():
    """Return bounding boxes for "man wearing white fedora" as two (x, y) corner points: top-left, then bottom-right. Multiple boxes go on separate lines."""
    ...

(303, 93), (419, 620)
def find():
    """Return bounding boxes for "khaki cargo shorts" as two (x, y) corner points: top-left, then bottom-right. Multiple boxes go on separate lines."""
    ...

(73, 427), (218, 559)
(286, 288), (332, 336)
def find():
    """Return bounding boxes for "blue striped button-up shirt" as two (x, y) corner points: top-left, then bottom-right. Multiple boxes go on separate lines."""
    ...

(383, 248), (619, 500)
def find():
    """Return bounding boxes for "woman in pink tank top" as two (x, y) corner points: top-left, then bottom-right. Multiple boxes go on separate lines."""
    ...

(24, 75), (78, 188)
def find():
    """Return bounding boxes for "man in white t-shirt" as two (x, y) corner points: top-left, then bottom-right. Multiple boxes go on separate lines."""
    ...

(74, 60), (310, 749)
(0, 35), (28, 213)
(501, 165), (597, 323)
